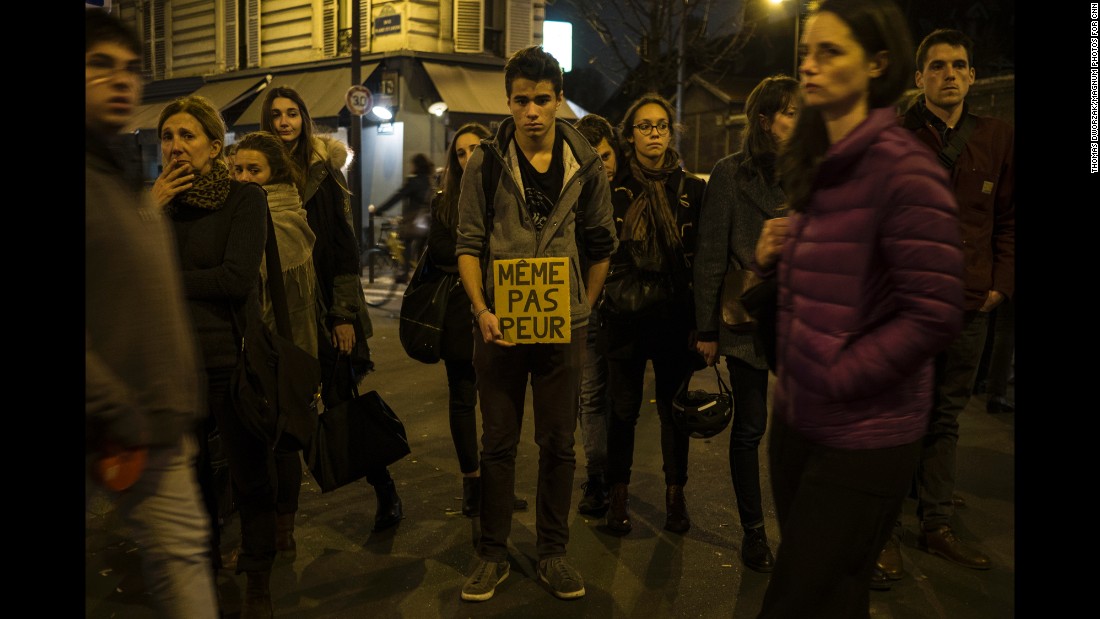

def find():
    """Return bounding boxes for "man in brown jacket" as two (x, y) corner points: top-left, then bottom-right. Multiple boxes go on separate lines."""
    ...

(874, 28), (1014, 587)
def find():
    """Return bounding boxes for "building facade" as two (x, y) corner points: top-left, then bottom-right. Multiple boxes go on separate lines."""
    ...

(115, 0), (579, 243)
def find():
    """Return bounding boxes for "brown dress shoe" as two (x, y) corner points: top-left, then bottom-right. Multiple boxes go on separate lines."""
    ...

(919, 525), (992, 570)
(606, 483), (632, 534)
(875, 534), (904, 580)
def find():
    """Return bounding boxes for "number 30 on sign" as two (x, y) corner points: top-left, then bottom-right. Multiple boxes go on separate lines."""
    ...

(346, 85), (372, 116)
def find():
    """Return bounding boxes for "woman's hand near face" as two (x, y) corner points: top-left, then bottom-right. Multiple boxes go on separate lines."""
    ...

(152, 159), (195, 208)
(755, 216), (790, 270)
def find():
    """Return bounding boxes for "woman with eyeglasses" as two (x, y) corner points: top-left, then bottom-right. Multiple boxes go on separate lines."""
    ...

(599, 93), (706, 536)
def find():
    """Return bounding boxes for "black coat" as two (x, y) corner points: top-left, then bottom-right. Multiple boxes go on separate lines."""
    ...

(428, 192), (474, 361)
(169, 180), (269, 371)
(599, 167), (706, 359)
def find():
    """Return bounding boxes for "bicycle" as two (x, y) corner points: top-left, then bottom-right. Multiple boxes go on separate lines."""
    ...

(360, 214), (407, 307)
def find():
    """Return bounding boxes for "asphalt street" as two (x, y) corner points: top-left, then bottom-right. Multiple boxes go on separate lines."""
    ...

(85, 282), (1016, 618)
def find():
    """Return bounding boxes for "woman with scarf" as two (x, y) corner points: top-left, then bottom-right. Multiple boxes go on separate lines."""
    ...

(260, 86), (403, 533)
(152, 95), (277, 618)
(230, 130), (318, 564)
(600, 93), (706, 535)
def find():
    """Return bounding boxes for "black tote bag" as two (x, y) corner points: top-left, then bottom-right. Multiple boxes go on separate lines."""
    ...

(399, 248), (459, 364)
(304, 357), (411, 493)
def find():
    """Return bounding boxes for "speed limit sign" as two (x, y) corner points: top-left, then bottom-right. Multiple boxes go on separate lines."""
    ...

(346, 85), (372, 116)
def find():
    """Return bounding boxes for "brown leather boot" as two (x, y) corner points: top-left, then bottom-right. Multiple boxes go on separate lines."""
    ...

(606, 483), (632, 534)
(664, 484), (691, 533)
(275, 512), (296, 556)
(241, 570), (273, 619)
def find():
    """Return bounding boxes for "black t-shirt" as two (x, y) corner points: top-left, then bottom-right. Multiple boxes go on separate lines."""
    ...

(515, 130), (564, 231)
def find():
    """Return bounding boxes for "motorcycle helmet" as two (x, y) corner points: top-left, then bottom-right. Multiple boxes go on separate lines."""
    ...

(671, 365), (733, 439)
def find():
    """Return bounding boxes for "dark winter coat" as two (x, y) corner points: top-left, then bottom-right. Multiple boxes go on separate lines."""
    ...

(428, 191), (474, 361)
(455, 117), (618, 330)
(771, 107), (964, 450)
(693, 151), (785, 370)
(600, 166), (706, 359)
(169, 179), (268, 371)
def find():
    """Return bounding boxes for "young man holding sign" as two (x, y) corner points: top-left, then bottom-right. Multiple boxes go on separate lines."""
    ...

(454, 46), (617, 602)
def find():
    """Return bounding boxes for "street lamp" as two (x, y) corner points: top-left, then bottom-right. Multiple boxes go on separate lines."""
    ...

(769, 0), (801, 78)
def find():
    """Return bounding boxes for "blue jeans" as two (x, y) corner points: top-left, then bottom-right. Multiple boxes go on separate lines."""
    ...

(725, 356), (769, 529)
(917, 310), (989, 528)
(577, 311), (608, 478)
(472, 330), (584, 561)
(109, 433), (219, 618)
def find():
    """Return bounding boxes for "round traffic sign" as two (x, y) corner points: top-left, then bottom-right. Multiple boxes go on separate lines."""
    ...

(346, 85), (372, 116)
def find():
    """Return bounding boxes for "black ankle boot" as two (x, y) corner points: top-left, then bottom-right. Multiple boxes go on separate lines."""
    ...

(241, 570), (273, 619)
(606, 483), (632, 534)
(664, 484), (691, 533)
(462, 477), (481, 517)
(741, 526), (775, 573)
(372, 480), (404, 531)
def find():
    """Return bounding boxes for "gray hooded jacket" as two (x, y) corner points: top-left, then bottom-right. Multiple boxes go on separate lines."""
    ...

(455, 117), (617, 329)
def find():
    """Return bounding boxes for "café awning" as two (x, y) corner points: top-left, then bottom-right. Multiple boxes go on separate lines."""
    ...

(125, 74), (271, 132)
(233, 64), (380, 128)
(421, 61), (578, 120)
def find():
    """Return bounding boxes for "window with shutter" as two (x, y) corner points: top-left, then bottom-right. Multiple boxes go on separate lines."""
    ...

(454, 0), (484, 54)
(246, 0), (261, 68)
(360, 0), (371, 53)
(224, 0), (238, 70)
(141, 0), (167, 80)
(504, 0), (531, 57)
(323, 0), (337, 57)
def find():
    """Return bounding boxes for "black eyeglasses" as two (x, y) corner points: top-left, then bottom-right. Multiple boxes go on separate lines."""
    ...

(632, 121), (670, 136)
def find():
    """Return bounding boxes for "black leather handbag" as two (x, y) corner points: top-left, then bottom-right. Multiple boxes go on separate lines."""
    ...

(600, 239), (678, 318)
(399, 248), (460, 364)
(739, 277), (779, 372)
(231, 211), (322, 451)
(305, 357), (411, 493)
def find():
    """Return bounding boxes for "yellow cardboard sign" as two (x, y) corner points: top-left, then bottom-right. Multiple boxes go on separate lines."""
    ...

(492, 257), (571, 343)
